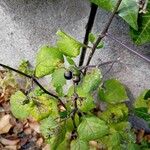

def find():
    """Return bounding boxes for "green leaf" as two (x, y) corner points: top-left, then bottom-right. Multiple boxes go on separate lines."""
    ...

(57, 133), (70, 150)
(69, 66), (80, 76)
(127, 143), (140, 150)
(77, 116), (109, 141)
(88, 33), (96, 43)
(80, 95), (95, 113)
(134, 90), (149, 108)
(50, 124), (66, 150)
(59, 111), (68, 119)
(40, 116), (66, 149)
(110, 121), (131, 132)
(35, 46), (64, 78)
(65, 118), (74, 132)
(78, 68), (102, 95)
(99, 79), (128, 104)
(33, 87), (45, 96)
(40, 116), (58, 140)
(30, 95), (58, 121)
(90, 0), (139, 30)
(88, 33), (104, 49)
(18, 60), (34, 75)
(52, 68), (66, 87)
(134, 107), (150, 123)
(97, 41), (104, 49)
(65, 114), (80, 132)
(90, 0), (114, 11)
(51, 68), (66, 96)
(101, 131), (136, 149)
(66, 56), (76, 65)
(118, 0), (139, 30)
(67, 69), (101, 112)
(101, 132), (121, 149)
(140, 141), (150, 149)
(101, 122), (135, 149)
(144, 90), (150, 100)
(67, 68), (101, 96)
(67, 86), (96, 112)
(131, 3), (150, 45)
(10, 91), (32, 119)
(71, 139), (89, 150)
(133, 90), (150, 123)
(56, 30), (82, 57)
(100, 104), (128, 123)
(120, 130), (137, 149)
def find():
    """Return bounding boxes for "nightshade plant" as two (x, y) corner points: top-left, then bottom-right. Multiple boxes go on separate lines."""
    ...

(0, 0), (150, 149)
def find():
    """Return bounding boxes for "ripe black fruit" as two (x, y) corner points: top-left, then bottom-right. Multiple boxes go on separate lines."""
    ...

(73, 76), (80, 83)
(64, 70), (73, 80)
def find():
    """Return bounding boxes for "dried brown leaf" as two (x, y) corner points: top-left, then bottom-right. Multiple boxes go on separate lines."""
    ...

(24, 128), (32, 135)
(13, 122), (23, 134)
(20, 136), (28, 147)
(2, 102), (10, 112)
(136, 129), (145, 144)
(0, 114), (12, 134)
(0, 93), (5, 103)
(29, 122), (40, 133)
(0, 70), (6, 79)
(23, 121), (29, 128)
(4, 145), (18, 150)
(144, 134), (150, 142)
(42, 144), (50, 150)
(0, 106), (5, 113)
(36, 138), (44, 147)
(4, 85), (16, 101)
(0, 137), (20, 146)
(89, 141), (99, 149)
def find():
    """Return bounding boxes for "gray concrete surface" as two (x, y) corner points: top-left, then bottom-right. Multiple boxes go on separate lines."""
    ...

(0, 0), (149, 97)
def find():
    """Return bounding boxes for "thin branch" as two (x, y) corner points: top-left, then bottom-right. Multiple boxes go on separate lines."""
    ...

(79, 60), (118, 71)
(84, 0), (123, 74)
(102, 60), (117, 77)
(0, 63), (66, 109)
(79, 3), (98, 67)
(106, 33), (150, 63)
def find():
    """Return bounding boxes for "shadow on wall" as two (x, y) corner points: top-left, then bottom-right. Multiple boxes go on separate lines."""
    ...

(0, 0), (89, 46)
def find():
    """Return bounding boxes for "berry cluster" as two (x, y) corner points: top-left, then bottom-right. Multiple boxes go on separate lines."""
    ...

(64, 70), (80, 83)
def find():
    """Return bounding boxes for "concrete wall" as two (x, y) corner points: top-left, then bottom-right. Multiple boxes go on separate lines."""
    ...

(0, 0), (149, 97)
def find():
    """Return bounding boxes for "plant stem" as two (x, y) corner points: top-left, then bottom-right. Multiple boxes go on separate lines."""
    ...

(71, 112), (77, 129)
(70, 84), (79, 129)
(0, 63), (66, 109)
(84, 0), (123, 74)
(106, 33), (150, 63)
(79, 3), (98, 67)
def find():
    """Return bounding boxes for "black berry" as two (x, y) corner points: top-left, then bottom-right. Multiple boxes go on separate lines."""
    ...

(64, 70), (73, 80)
(73, 76), (80, 83)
